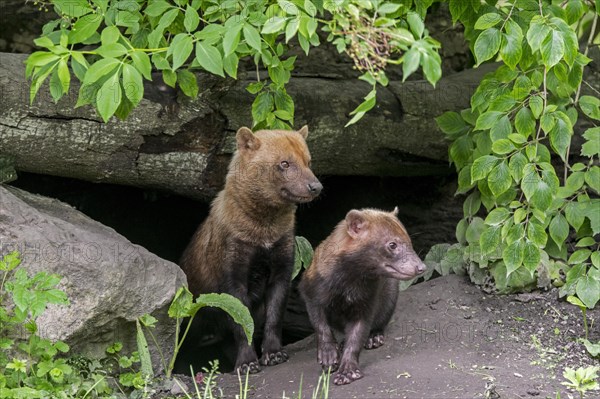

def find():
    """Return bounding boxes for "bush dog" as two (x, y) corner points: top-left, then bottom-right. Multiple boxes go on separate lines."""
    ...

(299, 208), (426, 385)
(180, 126), (322, 373)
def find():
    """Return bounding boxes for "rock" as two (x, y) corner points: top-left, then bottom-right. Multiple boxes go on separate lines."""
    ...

(0, 185), (187, 370)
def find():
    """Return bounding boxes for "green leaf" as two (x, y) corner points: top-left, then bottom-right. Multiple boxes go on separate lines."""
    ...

(565, 202), (585, 231)
(177, 69), (198, 98)
(97, 43), (128, 58)
(531, 180), (553, 211)
(527, 15), (551, 52)
(345, 89), (376, 127)
(586, 166), (600, 194)
(492, 139), (515, 155)
(421, 51), (441, 86)
(285, 18), (300, 43)
(407, 12), (424, 38)
(145, 0), (172, 17)
(474, 28), (501, 65)
(522, 241), (540, 274)
(184, 5), (200, 32)
(136, 320), (154, 378)
(195, 41), (224, 77)
(57, 59), (70, 94)
(581, 127), (600, 157)
(168, 287), (194, 318)
(475, 13), (503, 30)
(569, 249), (591, 265)
(158, 8), (179, 29)
(527, 221), (547, 247)
(122, 63), (143, 106)
(378, 3), (401, 14)
(549, 213), (569, 249)
(96, 70), (122, 122)
(131, 51), (151, 80)
(549, 112), (573, 161)
(576, 276), (600, 309)
(471, 155), (499, 182)
(490, 115), (511, 141)
(243, 24), (262, 51)
(580, 95), (600, 120)
(515, 107), (535, 137)
(463, 192), (481, 217)
(466, 217), (486, 244)
(54, 0), (93, 17)
(223, 53), (239, 79)
(566, 0), (585, 25)
(101, 26), (120, 45)
(279, 0), (299, 15)
(500, 20), (523, 70)
(402, 47), (420, 81)
(480, 225), (501, 255)
(475, 111), (504, 131)
(252, 91), (274, 122)
(292, 236), (314, 280)
(169, 34), (193, 71)
(504, 240), (525, 275)
(529, 95), (543, 119)
(162, 69), (176, 88)
(262, 16), (287, 34)
(69, 14), (103, 44)
(591, 251), (600, 268)
(83, 57), (120, 85)
(541, 29), (565, 68)
(449, 135), (473, 169)
(223, 24), (242, 56)
(508, 152), (527, 182)
(488, 160), (512, 197)
(436, 111), (467, 136)
(196, 293), (254, 344)
(485, 208), (510, 226)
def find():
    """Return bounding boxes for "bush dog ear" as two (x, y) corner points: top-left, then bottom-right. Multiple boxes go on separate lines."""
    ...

(346, 210), (369, 239)
(236, 127), (261, 152)
(297, 125), (309, 139)
(391, 206), (399, 216)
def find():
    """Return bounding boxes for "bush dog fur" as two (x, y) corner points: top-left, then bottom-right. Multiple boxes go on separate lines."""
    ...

(180, 126), (322, 373)
(299, 208), (426, 385)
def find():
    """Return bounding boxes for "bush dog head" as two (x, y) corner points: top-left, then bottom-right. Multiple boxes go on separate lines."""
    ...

(342, 207), (426, 280)
(233, 125), (322, 205)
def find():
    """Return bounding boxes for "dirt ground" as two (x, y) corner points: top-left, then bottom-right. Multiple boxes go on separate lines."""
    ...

(205, 274), (599, 399)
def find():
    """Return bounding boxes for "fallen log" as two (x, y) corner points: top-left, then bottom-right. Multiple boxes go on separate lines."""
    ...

(2, 50), (590, 201)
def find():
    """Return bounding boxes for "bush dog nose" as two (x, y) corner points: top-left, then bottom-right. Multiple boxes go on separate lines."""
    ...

(308, 181), (323, 195)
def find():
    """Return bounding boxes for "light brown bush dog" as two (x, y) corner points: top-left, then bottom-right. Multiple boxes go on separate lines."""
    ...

(180, 126), (322, 373)
(299, 208), (426, 385)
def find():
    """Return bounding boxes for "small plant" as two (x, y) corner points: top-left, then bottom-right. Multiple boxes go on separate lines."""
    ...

(562, 366), (600, 399)
(138, 286), (254, 379)
(567, 295), (591, 340)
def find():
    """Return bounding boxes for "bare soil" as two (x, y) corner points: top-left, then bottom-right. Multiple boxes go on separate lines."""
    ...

(204, 275), (599, 399)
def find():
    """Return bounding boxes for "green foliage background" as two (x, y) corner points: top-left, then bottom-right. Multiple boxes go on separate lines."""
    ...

(26, 0), (441, 126)
(436, 0), (599, 311)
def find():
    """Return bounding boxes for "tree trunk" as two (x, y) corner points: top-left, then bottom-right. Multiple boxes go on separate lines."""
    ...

(1, 51), (597, 201)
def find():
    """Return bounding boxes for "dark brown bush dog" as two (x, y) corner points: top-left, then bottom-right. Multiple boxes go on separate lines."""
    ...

(299, 208), (426, 385)
(180, 126), (322, 373)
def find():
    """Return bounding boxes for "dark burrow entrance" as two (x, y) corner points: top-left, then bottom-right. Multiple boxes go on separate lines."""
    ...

(10, 172), (462, 373)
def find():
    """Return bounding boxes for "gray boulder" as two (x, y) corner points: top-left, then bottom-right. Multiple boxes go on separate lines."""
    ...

(0, 184), (187, 370)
